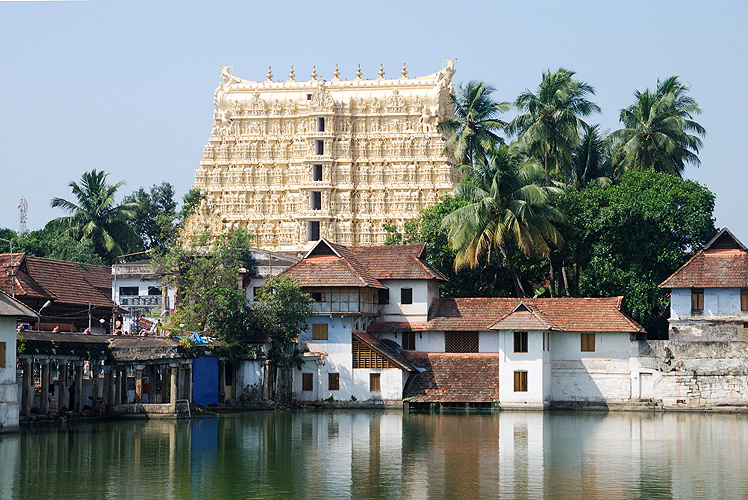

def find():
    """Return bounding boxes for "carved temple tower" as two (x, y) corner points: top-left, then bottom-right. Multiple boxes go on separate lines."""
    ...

(188, 62), (459, 253)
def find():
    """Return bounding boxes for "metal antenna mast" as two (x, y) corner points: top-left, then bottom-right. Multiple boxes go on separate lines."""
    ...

(18, 197), (28, 234)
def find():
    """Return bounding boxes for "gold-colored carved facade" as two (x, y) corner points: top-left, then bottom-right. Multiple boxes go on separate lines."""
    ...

(189, 62), (458, 253)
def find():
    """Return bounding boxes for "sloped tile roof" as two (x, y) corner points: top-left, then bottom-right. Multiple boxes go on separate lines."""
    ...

(368, 297), (643, 333)
(0, 290), (39, 320)
(659, 229), (748, 289)
(403, 353), (501, 403)
(283, 239), (445, 289)
(353, 332), (418, 372)
(0, 253), (114, 308)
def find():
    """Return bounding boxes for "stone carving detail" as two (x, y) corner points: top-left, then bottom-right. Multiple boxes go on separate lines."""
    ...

(190, 62), (458, 252)
(310, 83), (334, 109)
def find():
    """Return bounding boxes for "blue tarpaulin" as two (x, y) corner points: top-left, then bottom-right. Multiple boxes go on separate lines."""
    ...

(192, 356), (219, 406)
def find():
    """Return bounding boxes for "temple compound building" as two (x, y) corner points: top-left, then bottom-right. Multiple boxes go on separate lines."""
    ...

(189, 62), (459, 253)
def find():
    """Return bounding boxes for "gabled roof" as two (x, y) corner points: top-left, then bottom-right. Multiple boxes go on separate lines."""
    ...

(368, 297), (644, 334)
(0, 253), (114, 308)
(660, 228), (748, 289)
(283, 239), (445, 289)
(0, 290), (38, 320)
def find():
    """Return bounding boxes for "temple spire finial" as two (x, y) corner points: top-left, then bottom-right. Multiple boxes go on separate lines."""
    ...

(378, 63), (385, 78)
(311, 65), (318, 80)
(401, 63), (408, 79)
(266, 66), (273, 81)
(356, 64), (363, 79)
(288, 66), (296, 81)
(333, 64), (340, 79)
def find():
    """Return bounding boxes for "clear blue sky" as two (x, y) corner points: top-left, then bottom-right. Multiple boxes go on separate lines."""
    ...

(1, 0), (746, 242)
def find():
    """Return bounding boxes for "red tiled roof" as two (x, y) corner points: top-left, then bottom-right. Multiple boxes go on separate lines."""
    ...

(660, 229), (748, 289)
(368, 297), (644, 333)
(283, 239), (445, 289)
(403, 353), (501, 403)
(0, 253), (114, 308)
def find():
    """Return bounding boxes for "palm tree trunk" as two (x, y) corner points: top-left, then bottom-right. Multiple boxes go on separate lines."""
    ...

(562, 262), (571, 297)
(500, 245), (526, 298)
(548, 258), (556, 297)
(544, 150), (551, 186)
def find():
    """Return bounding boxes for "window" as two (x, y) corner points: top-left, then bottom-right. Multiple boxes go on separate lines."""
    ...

(307, 221), (320, 241)
(0, 342), (5, 368)
(514, 331), (528, 353)
(514, 371), (528, 392)
(328, 373), (339, 391)
(119, 286), (139, 296)
(378, 289), (390, 305)
(313, 164), (323, 181)
(312, 323), (328, 340)
(311, 292), (326, 302)
(402, 331), (416, 351)
(742, 289), (748, 312)
(148, 286), (161, 296)
(306, 93), (312, 100)
(401, 288), (413, 305)
(692, 288), (704, 311)
(445, 332), (479, 353)
(316, 117), (325, 132)
(353, 337), (397, 369)
(310, 191), (321, 210)
(302, 373), (313, 392)
(581, 333), (595, 352)
(315, 140), (324, 155)
(370, 373), (381, 392)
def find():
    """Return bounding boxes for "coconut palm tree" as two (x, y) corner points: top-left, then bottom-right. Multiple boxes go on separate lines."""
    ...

(437, 81), (510, 167)
(508, 68), (601, 186)
(571, 124), (613, 188)
(611, 77), (705, 177)
(48, 170), (139, 263)
(441, 144), (566, 297)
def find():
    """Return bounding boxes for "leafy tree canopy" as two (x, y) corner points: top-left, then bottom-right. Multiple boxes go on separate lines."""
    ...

(123, 182), (179, 253)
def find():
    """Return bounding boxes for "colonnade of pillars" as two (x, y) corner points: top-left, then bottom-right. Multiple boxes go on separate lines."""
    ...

(17, 357), (195, 417)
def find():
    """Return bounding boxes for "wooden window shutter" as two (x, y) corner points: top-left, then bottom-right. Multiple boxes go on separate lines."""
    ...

(352, 337), (396, 369)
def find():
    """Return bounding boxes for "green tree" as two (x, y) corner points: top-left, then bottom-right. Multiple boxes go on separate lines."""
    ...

(437, 81), (510, 167)
(0, 227), (104, 265)
(441, 144), (565, 297)
(571, 124), (613, 188)
(255, 275), (314, 404)
(509, 68), (601, 186)
(123, 182), (179, 253)
(48, 170), (140, 263)
(555, 170), (716, 333)
(611, 76), (705, 177)
(157, 228), (257, 335)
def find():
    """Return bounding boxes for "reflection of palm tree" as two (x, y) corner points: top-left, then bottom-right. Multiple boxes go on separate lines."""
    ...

(612, 76), (705, 177)
(49, 170), (138, 263)
(509, 68), (601, 186)
(442, 145), (565, 297)
(438, 81), (510, 167)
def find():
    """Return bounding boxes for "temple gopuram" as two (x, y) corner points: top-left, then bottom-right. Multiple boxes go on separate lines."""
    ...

(188, 62), (459, 253)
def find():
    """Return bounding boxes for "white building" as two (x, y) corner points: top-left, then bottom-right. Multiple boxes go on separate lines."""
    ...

(660, 228), (748, 341)
(0, 291), (38, 432)
(284, 240), (645, 407)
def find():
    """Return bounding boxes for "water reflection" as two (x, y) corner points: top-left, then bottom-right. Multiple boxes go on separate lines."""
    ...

(1, 411), (748, 499)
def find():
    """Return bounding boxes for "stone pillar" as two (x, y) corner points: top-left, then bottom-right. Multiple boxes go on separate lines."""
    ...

(148, 365), (157, 404)
(58, 361), (68, 412)
(21, 358), (32, 417)
(135, 365), (144, 403)
(118, 367), (127, 404)
(183, 362), (192, 403)
(74, 361), (84, 413)
(92, 361), (101, 398)
(218, 361), (226, 403)
(103, 366), (113, 408)
(40, 360), (50, 415)
(169, 363), (178, 404)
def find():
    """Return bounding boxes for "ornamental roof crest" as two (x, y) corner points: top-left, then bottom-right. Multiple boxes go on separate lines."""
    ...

(386, 89), (407, 112)
(310, 83), (334, 109)
(248, 91), (266, 114)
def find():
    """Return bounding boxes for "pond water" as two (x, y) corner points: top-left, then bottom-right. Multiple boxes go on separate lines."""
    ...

(1, 410), (747, 499)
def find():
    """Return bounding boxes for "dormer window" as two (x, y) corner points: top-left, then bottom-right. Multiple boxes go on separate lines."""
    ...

(691, 288), (704, 311)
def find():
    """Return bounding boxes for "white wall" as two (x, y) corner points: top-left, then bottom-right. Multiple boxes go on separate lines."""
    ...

(379, 279), (433, 323)
(0, 317), (18, 432)
(671, 287), (748, 319)
(236, 358), (264, 399)
(114, 276), (175, 333)
(499, 330), (546, 406)
(550, 333), (636, 403)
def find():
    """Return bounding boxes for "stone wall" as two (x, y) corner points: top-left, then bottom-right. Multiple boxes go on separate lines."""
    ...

(638, 340), (748, 407)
